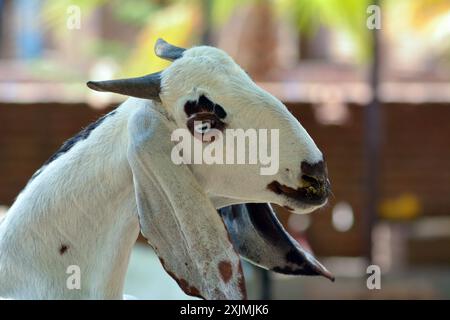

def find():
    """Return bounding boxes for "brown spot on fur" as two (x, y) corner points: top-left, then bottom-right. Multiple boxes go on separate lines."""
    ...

(217, 207), (248, 299)
(238, 278), (247, 299)
(237, 263), (248, 300)
(59, 245), (68, 255)
(284, 205), (294, 211)
(188, 285), (201, 297)
(218, 260), (233, 283)
(267, 181), (283, 195)
(178, 278), (202, 298)
(157, 256), (205, 299)
(179, 278), (189, 289)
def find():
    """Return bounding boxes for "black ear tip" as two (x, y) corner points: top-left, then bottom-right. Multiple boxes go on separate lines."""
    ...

(154, 38), (185, 61)
(320, 268), (335, 282)
(86, 81), (102, 91)
(155, 38), (172, 57)
(155, 38), (165, 53)
(156, 38), (166, 44)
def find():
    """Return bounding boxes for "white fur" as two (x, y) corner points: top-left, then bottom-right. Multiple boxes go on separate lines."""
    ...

(0, 45), (324, 299)
(0, 100), (141, 299)
(161, 46), (324, 212)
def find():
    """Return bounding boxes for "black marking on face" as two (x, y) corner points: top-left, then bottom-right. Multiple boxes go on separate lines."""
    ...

(184, 95), (227, 119)
(184, 95), (227, 140)
(28, 110), (116, 182)
(186, 113), (226, 140)
(214, 104), (227, 119)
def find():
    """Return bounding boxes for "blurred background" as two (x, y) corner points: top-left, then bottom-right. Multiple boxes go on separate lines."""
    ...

(1, 0), (450, 299)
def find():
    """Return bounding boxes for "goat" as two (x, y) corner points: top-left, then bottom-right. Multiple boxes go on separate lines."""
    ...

(0, 39), (332, 300)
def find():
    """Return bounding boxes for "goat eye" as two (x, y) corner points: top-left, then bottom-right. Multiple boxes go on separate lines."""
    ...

(186, 113), (226, 141)
(194, 121), (212, 134)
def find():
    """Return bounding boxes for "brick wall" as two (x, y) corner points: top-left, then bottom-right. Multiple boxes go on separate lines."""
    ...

(0, 103), (114, 203)
(1, 102), (449, 256)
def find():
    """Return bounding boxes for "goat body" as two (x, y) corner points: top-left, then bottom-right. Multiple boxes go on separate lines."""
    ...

(0, 39), (334, 299)
(0, 98), (147, 299)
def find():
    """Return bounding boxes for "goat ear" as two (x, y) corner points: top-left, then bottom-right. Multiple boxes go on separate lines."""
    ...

(127, 104), (246, 300)
(87, 71), (161, 101)
(219, 203), (334, 281)
(154, 38), (186, 61)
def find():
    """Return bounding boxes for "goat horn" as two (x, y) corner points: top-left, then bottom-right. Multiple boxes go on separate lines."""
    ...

(154, 38), (186, 61)
(87, 71), (162, 100)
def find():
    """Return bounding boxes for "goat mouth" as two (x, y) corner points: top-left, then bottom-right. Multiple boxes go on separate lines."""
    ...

(267, 180), (329, 206)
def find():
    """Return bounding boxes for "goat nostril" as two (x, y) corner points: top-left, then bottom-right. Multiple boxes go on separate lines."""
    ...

(301, 160), (326, 176)
(300, 161), (330, 199)
(301, 174), (322, 189)
(301, 173), (331, 198)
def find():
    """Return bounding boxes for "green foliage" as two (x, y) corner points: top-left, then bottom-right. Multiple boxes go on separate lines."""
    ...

(111, 0), (161, 26)
(278, 0), (372, 60)
(210, 0), (255, 26)
(42, 0), (107, 32)
(42, 0), (374, 61)
(208, 0), (373, 61)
